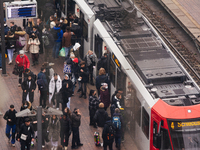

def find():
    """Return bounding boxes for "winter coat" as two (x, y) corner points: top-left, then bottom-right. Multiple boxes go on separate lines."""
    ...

(79, 66), (89, 83)
(112, 96), (121, 109)
(10, 25), (17, 34)
(62, 31), (72, 47)
(96, 75), (109, 91)
(15, 31), (26, 49)
(3, 109), (17, 126)
(85, 54), (98, 67)
(21, 79), (36, 103)
(43, 30), (55, 49)
(37, 71), (48, 91)
(60, 116), (71, 137)
(52, 26), (63, 42)
(94, 108), (109, 127)
(5, 34), (15, 49)
(71, 60), (81, 78)
(71, 111), (81, 128)
(28, 38), (40, 54)
(20, 101), (32, 111)
(97, 56), (108, 72)
(15, 54), (30, 72)
(100, 87), (110, 108)
(113, 113), (123, 137)
(17, 123), (34, 142)
(49, 75), (62, 103)
(89, 95), (99, 110)
(61, 79), (73, 98)
(24, 71), (36, 82)
(48, 117), (60, 142)
(102, 120), (115, 143)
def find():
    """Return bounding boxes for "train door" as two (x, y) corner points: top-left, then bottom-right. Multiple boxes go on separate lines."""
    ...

(94, 34), (103, 59)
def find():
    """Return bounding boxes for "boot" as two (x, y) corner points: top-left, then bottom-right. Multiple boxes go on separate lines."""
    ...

(64, 146), (68, 150)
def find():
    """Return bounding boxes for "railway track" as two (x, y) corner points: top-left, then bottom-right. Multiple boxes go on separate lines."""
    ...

(134, 0), (200, 86)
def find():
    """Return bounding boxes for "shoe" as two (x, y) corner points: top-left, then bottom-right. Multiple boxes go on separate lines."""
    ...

(53, 105), (55, 108)
(64, 146), (68, 150)
(42, 145), (45, 148)
(8, 61), (12, 65)
(101, 143), (103, 147)
(83, 95), (87, 99)
(31, 143), (34, 147)
(79, 94), (83, 98)
(31, 63), (35, 66)
(56, 108), (59, 110)
(77, 143), (83, 146)
(18, 84), (21, 87)
(71, 146), (78, 149)
(12, 144), (15, 147)
(77, 89), (81, 93)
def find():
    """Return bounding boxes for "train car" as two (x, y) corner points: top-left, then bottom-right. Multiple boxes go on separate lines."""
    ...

(67, 0), (200, 149)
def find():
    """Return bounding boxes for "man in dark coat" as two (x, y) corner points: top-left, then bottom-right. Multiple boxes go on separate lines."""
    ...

(37, 67), (48, 108)
(3, 105), (17, 147)
(78, 61), (89, 99)
(60, 113), (71, 149)
(17, 118), (34, 150)
(21, 75), (36, 103)
(96, 68), (109, 96)
(100, 84), (110, 111)
(97, 53), (108, 72)
(24, 69), (36, 82)
(71, 108), (83, 149)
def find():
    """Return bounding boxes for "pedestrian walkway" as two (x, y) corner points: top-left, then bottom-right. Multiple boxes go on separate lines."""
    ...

(0, 52), (138, 150)
(157, 0), (200, 44)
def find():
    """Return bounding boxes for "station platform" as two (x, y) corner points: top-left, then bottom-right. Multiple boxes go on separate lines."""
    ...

(157, 0), (200, 44)
(0, 51), (138, 150)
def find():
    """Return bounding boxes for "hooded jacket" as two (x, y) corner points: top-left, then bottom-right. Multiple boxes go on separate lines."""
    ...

(15, 54), (30, 72)
(71, 111), (81, 128)
(49, 75), (62, 103)
(94, 108), (109, 127)
(3, 109), (17, 126)
(52, 26), (63, 42)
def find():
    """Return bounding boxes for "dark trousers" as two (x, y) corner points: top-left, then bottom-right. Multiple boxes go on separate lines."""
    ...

(40, 90), (47, 108)
(52, 93), (59, 108)
(80, 82), (87, 96)
(21, 141), (31, 150)
(89, 108), (96, 125)
(6, 124), (16, 144)
(19, 72), (25, 84)
(72, 127), (80, 147)
(39, 40), (43, 53)
(42, 129), (47, 145)
(62, 101), (67, 112)
(115, 136), (121, 148)
(61, 133), (70, 147)
(103, 141), (113, 150)
(88, 65), (94, 83)
(31, 53), (39, 64)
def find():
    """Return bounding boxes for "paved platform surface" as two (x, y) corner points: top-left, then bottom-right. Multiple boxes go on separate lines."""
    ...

(0, 51), (138, 150)
(157, 0), (200, 43)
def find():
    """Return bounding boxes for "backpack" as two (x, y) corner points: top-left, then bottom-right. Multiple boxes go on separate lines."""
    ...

(112, 116), (121, 129)
(18, 36), (26, 47)
(42, 34), (50, 46)
(106, 123), (115, 141)
(37, 74), (45, 90)
(51, 28), (61, 40)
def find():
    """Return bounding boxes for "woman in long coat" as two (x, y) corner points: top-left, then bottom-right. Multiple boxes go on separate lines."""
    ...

(48, 115), (60, 150)
(21, 74), (36, 103)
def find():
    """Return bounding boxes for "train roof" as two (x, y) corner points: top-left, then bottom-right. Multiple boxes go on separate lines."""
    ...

(83, 0), (200, 107)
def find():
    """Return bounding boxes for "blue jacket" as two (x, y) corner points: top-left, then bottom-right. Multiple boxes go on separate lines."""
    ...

(37, 71), (48, 91)
(53, 26), (63, 42)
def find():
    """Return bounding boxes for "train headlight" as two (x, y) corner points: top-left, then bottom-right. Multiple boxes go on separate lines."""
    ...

(187, 109), (192, 113)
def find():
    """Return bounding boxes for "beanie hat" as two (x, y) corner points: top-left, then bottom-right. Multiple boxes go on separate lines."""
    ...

(73, 58), (78, 63)
(19, 50), (24, 54)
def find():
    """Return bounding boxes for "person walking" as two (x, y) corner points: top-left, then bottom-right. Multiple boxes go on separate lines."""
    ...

(111, 93), (122, 117)
(21, 74), (36, 103)
(60, 113), (71, 150)
(89, 90), (99, 128)
(3, 104), (17, 147)
(62, 74), (73, 109)
(71, 108), (83, 149)
(84, 50), (98, 85)
(15, 50), (30, 87)
(78, 61), (89, 99)
(49, 73), (62, 109)
(17, 118), (34, 150)
(5, 31), (15, 65)
(28, 33), (40, 66)
(48, 115), (60, 150)
(37, 67), (48, 108)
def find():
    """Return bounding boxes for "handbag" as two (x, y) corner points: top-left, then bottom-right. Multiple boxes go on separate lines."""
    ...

(12, 64), (19, 75)
(59, 47), (66, 57)
(63, 62), (71, 74)
(55, 91), (63, 103)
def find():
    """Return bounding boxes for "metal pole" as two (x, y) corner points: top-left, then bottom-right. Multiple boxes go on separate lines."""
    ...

(0, 0), (6, 75)
(37, 106), (42, 150)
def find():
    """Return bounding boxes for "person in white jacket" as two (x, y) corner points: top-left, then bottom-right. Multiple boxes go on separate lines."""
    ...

(28, 33), (40, 66)
(49, 73), (62, 109)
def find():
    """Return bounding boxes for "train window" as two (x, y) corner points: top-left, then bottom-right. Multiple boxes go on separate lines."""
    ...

(110, 59), (116, 87)
(160, 128), (172, 150)
(94, 35), (103, 59)
(142, 107), (149, 139)
(82, 19), (88, 42)
(135, 98), (141, 126)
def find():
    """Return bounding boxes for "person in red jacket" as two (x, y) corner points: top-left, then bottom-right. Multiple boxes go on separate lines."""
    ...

(15, 50), (30, 87)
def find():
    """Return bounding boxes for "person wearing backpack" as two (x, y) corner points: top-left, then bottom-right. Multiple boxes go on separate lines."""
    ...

(113, 108), (123, 150)
(37, 67), (48, 108)
(14, 26), (26, 54)
(102, 118), (116, 150)
(51, 22), (63, 59)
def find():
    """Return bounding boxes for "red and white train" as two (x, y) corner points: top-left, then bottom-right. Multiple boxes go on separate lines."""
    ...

(64, 0), (200, 149)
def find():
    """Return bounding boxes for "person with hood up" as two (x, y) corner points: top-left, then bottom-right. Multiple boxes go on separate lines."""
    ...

(48, 115), (60, 150)
(60, 113), (71, 150)
(89, 90), (99, 128)
(96, 68), (109, 96)
(100, 83), (110, 111)
(14, 26), (26, 54)
(49, 73), (62, 109)
(71, 57), (81, 93)
(94, 103), (109, 146)
(70, 42), (80, 58)
(21, 74), (36, 103)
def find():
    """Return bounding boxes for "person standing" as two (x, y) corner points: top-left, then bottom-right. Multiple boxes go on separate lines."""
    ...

(85, 50), (98, 85)
(17, 118), (34, 150)
(62, 26), (73, 60)
(37, 18), (44, 54)
(14, 26), (26, 54)
(21, 74), (36, 103)
(15, 50), (30, 87)
(37, 67), (48, 108)
(28, 33), (40, 66)
(3, 105), (17, 147)
(49, 73), (62, 109)
(89, 90), (99, 128)
(10, 22), (17, 34)
(5, 31), (15, 65)
(78, 61), (89, 99)
(96, 68), (109, 96)
(97, 53), (108, 72)
(62, 74), (73, 109)
(48, 115), (60, 150)
(100, 83), (110, 111)
(71, 108), (83, 149)
(60, 113), (71, 150)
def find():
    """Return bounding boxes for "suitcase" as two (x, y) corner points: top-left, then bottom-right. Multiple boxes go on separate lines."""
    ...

(94, 132), (100, 146)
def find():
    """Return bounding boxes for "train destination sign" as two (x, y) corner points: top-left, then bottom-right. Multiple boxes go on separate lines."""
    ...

(5, 1), (37, 20)
(169, 120), (200, 131)
(112, 53), (121, 69)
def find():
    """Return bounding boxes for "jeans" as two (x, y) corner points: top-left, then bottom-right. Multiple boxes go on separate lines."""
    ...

(6, 124), (16, 144)
(52, 42), (61, 58)
(73, 77), (81, 92)
(115, 136), (121, 148)
(72, 127), (81, 147)
(67, 97), (71, 109)
(64, 46), (72, 60)
(7, 48), (14, 62)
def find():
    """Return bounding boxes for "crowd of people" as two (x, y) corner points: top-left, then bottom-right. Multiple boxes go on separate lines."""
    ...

(1, 0), (126, 150)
